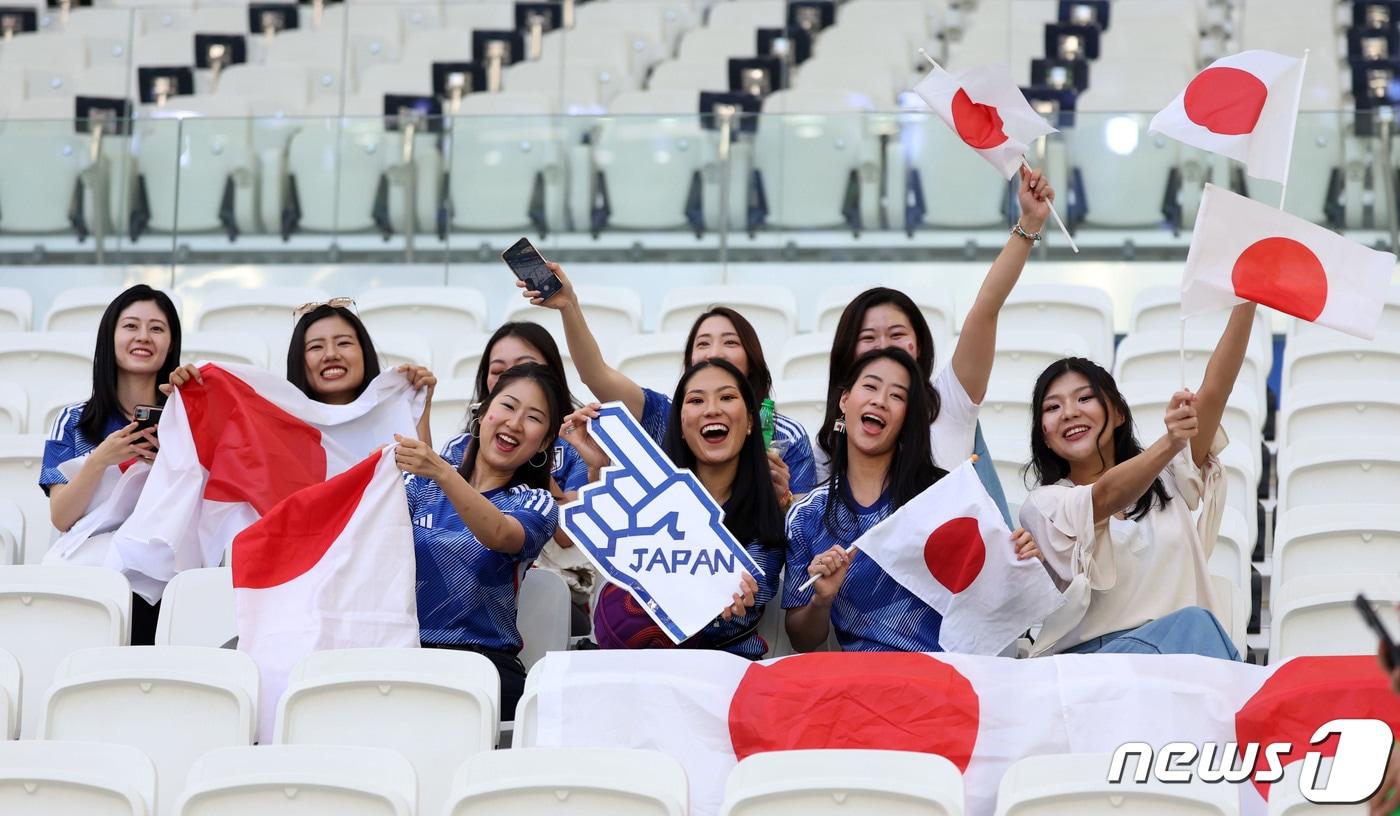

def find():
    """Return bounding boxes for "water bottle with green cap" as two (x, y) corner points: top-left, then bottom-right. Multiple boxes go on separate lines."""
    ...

(760, 398), (776, 449)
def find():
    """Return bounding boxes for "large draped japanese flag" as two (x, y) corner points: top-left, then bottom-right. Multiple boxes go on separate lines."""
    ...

(112, 363), (424, 602)
(531, 650), (1400, 816)
(1150, 50), (1305, 183)
(233, 445), (419, 739)
(912, 63), (1057, 179)
(1183, 184), (1395, 339)
(851, 460), (1064, 654)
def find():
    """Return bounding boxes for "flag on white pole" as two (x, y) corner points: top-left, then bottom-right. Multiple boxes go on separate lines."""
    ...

(112, 363), (424, 602)
(1149, 50), (1305, 183)
(232, 446), (419, 740)
(1183, 184), (1394, 339)
(912, 62), (1058, 180)
(849, 460), (1064, 654)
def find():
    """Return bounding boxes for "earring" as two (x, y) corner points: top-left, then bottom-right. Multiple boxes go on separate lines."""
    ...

(529, 449), (549, 469)
(832, 417), (847, 434)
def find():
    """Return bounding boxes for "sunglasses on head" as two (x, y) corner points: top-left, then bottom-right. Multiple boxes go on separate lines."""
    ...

(292, 297), (357, 319)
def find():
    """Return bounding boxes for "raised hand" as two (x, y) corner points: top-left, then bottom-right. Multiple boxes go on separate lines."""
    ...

(393, 434), (452, 482)
(517, 261), (576, 309)
(1012, 527), (1042, 561)
(806, 544), (856, 604)
(159, 363), (203, 396)
(1164, 389), (1200, 451)
(1016, 165), (1055, 234)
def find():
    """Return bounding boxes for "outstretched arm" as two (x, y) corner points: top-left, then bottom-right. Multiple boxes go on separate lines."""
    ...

(1089, 391), (1197, 524)
(520, 263), (646, 419)
(951, 166), (1054, 403)
(1190, 303), (1257, 468)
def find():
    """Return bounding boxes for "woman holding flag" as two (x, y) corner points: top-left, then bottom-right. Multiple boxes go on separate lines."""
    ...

(784, 348), (1042, 653)
(815, 166), (1055, 516)
(561, 357), (782, 657)
(393, 362), (569, 719)
(1017, 303), (1257, 659)
(518, 268), (814, 504)
(41, 284), (182, 644)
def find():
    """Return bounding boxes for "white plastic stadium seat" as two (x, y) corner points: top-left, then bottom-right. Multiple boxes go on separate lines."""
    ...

(0, 645), (15, 739)
(43, 288), (183, 332)
(896, 110), (1011, 230)
(1114, 331), (1268, 422)
(517, 567), (571, 672)
(0, 33), (86, 99)
(283, 114), (385, 233)
(153, 567), (235, 647)
(770, 378), (828, 438)
(1281, 332), (1400, 392)
(132, 98), (259, 238)
(0, 433), (52, 563)
(1001, 285), (1115, 367)
(1067, 113), (1181, 229)
(990, 331), (1091, 390)
(501, 287), (642, 358)
(1128, 286), (1271, 355)
(813, 284), (956, 354)
(792, 55), (899, 109)
(1211, 507), (1252, 593)
(357, 287), (488, 371)
(195, 286), (332, 341)
(1212, 574), (1247, 658)
(0, 565), (130, 739)
(753, 90), (880, 230)
(275, 648), (498, 816)
(593, 90), (711, 231)
(706, 0), (784, 30)
(720, 749), (964, 815)
(646, 60), (727, 93)
(263, 30), (358, 99)
(0, 288), (32, 331)
(778, 333), (835, 382)
(658, 285), (799, 349)
(1272, 506), (1400, 601)
(1121, 380), (1263, 480)
(1268, 759), (1363, 816)
(181, 332), (270, 369)
(175, 745), (416, 816)
(0, 332), (95, 413)
(375, 331), (432, 370)
(0, 741), (156, 816)
(993, 752), (1239, 815)
(0, 501), (15, 567)
(446, 747), (688, 815)
(428, 379), (474, 452)
(1277, 438), (1400, 513)
(446, 92), (566, 233)
(616, 332), (689, 394)
(41, 646), (258, 815)
(0, 384), (24, 435)
(0, 98), (95, 233)
(1278, 384), (1400, 451)
(986, 434), (1031, 521)
(975, 383), (1033, 463)
(677, 26), (758, 65)
(504, 57), (626, 112)
(1270, 574), (1400, 663)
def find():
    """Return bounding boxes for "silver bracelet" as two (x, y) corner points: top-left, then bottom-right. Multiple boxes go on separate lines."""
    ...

(1011, 221), (1042, 243)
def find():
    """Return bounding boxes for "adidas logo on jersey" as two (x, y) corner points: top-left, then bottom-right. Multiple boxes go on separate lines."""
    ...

(414, 514), (433, 529)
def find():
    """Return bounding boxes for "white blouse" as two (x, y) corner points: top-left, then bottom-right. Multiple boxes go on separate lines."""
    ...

(1017, 429), (1229, 655)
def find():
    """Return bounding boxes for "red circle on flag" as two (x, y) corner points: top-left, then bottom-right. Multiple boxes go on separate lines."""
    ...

(952, 88), (1010, 149)
(1235, 656), (1400, 800)
(1231, 237), (1327, 321)
(1183, 66), (1269, 136)
(728, 652), (980, 769)
(923, 516), (986, 594)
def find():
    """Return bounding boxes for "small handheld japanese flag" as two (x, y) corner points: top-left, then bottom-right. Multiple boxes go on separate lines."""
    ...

(1184, 184), (1394, 339)
(912, 63), (1057, 179)
(851, 460), (1064, 654)
(1149, 50), (1305, 183)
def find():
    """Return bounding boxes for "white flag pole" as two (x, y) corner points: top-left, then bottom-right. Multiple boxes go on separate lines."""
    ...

(1276, 48), (1310, 213)
(917, 50), (1079, 253)
(794, 455), (980, 593)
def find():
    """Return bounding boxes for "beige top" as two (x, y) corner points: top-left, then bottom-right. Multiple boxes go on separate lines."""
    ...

(1017, 428), (1229, 654)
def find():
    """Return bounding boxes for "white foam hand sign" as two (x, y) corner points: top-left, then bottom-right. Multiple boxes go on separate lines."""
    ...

(561, 403), (764, 642)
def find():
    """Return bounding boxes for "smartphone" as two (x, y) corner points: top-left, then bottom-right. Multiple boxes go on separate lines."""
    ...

(1356, 593), (1400, 670)
(134, 404), (162, 435)
(502, 237), (563, 301)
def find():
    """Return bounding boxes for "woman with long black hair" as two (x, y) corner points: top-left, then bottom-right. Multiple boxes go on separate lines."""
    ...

(564, 357), (784, 657)
(41, 283), (182, 643)
(784, 348), (1039, 653)
(394, 362), (569, 718)
(1017, 303), (1256, 659)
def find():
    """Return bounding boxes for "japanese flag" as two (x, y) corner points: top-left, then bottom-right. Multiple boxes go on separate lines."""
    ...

(852, 460), (1064, 655)
(1183, 184), (1395, 339)
(1149, 50), (1305, 183)
(111, 363), (424, 602)
(532, 650), (1400, 816)
(232, 446), (419, 739)
(912, 63), (1057, 179)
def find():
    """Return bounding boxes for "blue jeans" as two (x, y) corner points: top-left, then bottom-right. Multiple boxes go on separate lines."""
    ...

(1062, 606), (1241, 661)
